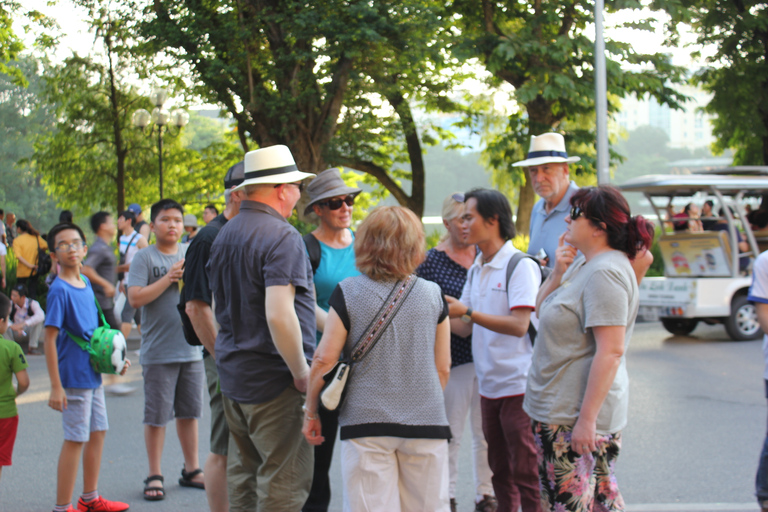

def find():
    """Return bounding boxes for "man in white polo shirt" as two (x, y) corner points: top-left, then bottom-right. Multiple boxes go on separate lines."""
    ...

(447, 188), (541, 512)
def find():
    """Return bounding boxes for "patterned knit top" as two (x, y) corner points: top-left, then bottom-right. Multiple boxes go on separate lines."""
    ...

(328, 274), (451, 440)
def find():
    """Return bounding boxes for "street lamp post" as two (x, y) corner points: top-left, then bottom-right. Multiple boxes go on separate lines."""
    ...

(132, 88), (189, 199)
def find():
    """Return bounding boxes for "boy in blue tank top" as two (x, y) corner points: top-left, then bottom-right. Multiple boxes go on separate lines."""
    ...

(44, 223), (130, 512)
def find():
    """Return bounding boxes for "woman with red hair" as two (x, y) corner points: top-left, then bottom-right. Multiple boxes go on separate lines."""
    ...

(523, 185), (654, 512)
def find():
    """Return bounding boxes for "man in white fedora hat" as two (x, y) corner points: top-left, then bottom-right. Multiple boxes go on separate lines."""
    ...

(513, 133), (580, 268)
(207, 145), (316, 510)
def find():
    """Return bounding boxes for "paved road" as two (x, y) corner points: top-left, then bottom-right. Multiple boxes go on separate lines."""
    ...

(1, 322), (765, 511)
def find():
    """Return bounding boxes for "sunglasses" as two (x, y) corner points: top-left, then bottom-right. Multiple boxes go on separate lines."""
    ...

(451, 193), (465, 202)
(570, 206), (585, 221)
(319, 195), (356, 210)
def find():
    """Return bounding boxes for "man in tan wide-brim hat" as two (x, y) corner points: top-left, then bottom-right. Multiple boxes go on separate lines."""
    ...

(207, 144), (316, 510)
(513, 132), (581, 268)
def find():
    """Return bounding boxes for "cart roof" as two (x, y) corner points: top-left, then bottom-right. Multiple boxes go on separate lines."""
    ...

(618, 174), (768, 196)
(695, 166), (768, 176)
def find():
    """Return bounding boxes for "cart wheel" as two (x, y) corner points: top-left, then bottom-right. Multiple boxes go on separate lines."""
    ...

(661, 317), (699, 336)
(724, 295), (763, 341)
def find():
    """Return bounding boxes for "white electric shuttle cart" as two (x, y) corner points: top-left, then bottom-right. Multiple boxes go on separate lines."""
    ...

(619, 174), (768, 340)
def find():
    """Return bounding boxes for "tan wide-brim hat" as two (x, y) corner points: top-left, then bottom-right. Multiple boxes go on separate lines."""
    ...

(234, 145), (315, 190)
(512, 132), (581, 167)
(303, 168), (362, 216)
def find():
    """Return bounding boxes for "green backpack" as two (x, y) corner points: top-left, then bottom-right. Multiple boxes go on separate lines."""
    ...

(66, 281), (128, 375)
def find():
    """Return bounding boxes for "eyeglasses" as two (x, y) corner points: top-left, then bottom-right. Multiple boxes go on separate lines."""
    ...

(570, 206), (585, 221)
(319, 195), (356, 210)
(55, 241), (84, 252)
(451, 193), (465, 203)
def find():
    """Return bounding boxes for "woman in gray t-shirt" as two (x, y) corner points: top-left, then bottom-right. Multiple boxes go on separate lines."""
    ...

(523, 185), (654, 512)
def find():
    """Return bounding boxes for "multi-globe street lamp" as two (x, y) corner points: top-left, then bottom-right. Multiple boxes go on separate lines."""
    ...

(132, 88), (189, 199)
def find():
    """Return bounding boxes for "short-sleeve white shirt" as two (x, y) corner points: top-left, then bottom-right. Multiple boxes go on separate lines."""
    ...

(748, 251), (768, 380)
(460, 241), (540, 398)
(0, 242), (6, 256)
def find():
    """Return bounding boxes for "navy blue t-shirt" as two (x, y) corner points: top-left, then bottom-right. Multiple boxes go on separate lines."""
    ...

(45, 276), (102, 388)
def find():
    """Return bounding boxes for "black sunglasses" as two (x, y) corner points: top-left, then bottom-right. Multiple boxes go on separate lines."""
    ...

(451, 193), (465, 202)
(319, 195), (356, 210)
(570, 205), (585, 221)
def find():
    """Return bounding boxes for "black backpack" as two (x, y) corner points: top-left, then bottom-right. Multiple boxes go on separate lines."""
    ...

(504, 252), (551, 345)
(303, 233), (322, 274)
(35, 236), (52, 276)
(466, 251), (550, 345)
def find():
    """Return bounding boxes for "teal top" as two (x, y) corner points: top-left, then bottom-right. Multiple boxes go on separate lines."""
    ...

(313, 230), (360, 344)
(0, 335), (28, 419)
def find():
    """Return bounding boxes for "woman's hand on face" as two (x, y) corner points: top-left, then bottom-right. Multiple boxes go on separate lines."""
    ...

(571, 416), (597, 456)
(302, 415), (325, 446)
(554, 232), (577, 277)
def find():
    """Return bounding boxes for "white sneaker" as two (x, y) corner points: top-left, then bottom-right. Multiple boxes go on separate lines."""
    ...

(105, 383), (136, 396)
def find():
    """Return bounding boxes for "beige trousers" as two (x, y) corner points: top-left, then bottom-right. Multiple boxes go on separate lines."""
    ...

(341, 436), (450, 512)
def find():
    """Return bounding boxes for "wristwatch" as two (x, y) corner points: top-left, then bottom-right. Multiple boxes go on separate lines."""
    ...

(461, 308), (473, 324)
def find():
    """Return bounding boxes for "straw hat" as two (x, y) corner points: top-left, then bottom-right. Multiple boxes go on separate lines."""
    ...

(512, 133), (581, 167)
(234, 145), (315, 190)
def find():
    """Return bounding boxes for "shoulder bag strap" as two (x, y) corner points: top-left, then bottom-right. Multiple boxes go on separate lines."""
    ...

(125, 231), (139, 254)
(505, 252), (538, 345)
(33, 236), (41, 276)
(66, 276), (109, 357)
(349, 274), (418, 363)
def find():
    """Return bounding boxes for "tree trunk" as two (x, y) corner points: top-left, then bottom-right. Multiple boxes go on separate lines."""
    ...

(516, 170), (536, 236)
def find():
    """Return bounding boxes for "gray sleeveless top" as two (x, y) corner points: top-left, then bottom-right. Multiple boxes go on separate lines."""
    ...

(329, 274), (451, 440)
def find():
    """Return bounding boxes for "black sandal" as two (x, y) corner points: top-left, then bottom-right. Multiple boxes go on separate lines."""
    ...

(143, 475), (165, 501)
(179, 467), (205, 489)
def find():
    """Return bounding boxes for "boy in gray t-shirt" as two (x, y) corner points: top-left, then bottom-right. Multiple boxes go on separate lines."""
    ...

(127, 199), (205, 499)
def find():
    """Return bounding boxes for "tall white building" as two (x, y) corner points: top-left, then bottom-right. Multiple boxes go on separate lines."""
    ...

(616, 84), (715, 151)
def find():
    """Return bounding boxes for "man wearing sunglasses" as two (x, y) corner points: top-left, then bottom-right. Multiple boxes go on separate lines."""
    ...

(513, 133), (581, 268)
(207, 145), (317, 511)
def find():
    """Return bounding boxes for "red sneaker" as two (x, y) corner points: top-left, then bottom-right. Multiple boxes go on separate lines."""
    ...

(76, 496), (129, 512)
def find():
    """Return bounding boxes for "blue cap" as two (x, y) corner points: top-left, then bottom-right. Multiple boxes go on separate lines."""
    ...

(127, 203), (142, 215)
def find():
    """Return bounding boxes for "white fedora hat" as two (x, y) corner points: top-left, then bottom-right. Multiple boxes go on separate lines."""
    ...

(512, 133), (581, 167)
(234, 145), (315, 190)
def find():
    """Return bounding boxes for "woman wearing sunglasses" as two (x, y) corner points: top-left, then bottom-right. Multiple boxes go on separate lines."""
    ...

(301, 168), (362, 512)
(523, 185), (654, 512)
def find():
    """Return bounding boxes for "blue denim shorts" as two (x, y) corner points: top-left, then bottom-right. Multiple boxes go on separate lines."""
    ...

(62, 387), (109, 442)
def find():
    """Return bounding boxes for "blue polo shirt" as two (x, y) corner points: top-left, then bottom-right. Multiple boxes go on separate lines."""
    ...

(527, 181), (579, 268)
(207, 200), (316, 404)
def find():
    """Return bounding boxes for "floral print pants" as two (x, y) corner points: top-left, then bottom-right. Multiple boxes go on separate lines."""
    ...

(531, 421), (624, 512)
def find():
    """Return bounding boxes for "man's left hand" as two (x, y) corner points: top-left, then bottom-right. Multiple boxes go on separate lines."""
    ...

(445, 296), (467, 318)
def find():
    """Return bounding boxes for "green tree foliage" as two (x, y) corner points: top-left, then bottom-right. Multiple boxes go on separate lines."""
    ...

(130, 0), (465, 217)
(452, 0), (688, 233)
(662, 1), (768, 165)
(29, 4), (241, 216)
(0, 57), (61, 231)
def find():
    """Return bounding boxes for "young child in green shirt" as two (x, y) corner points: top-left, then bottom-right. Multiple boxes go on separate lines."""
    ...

(0, 291), (30, 482)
